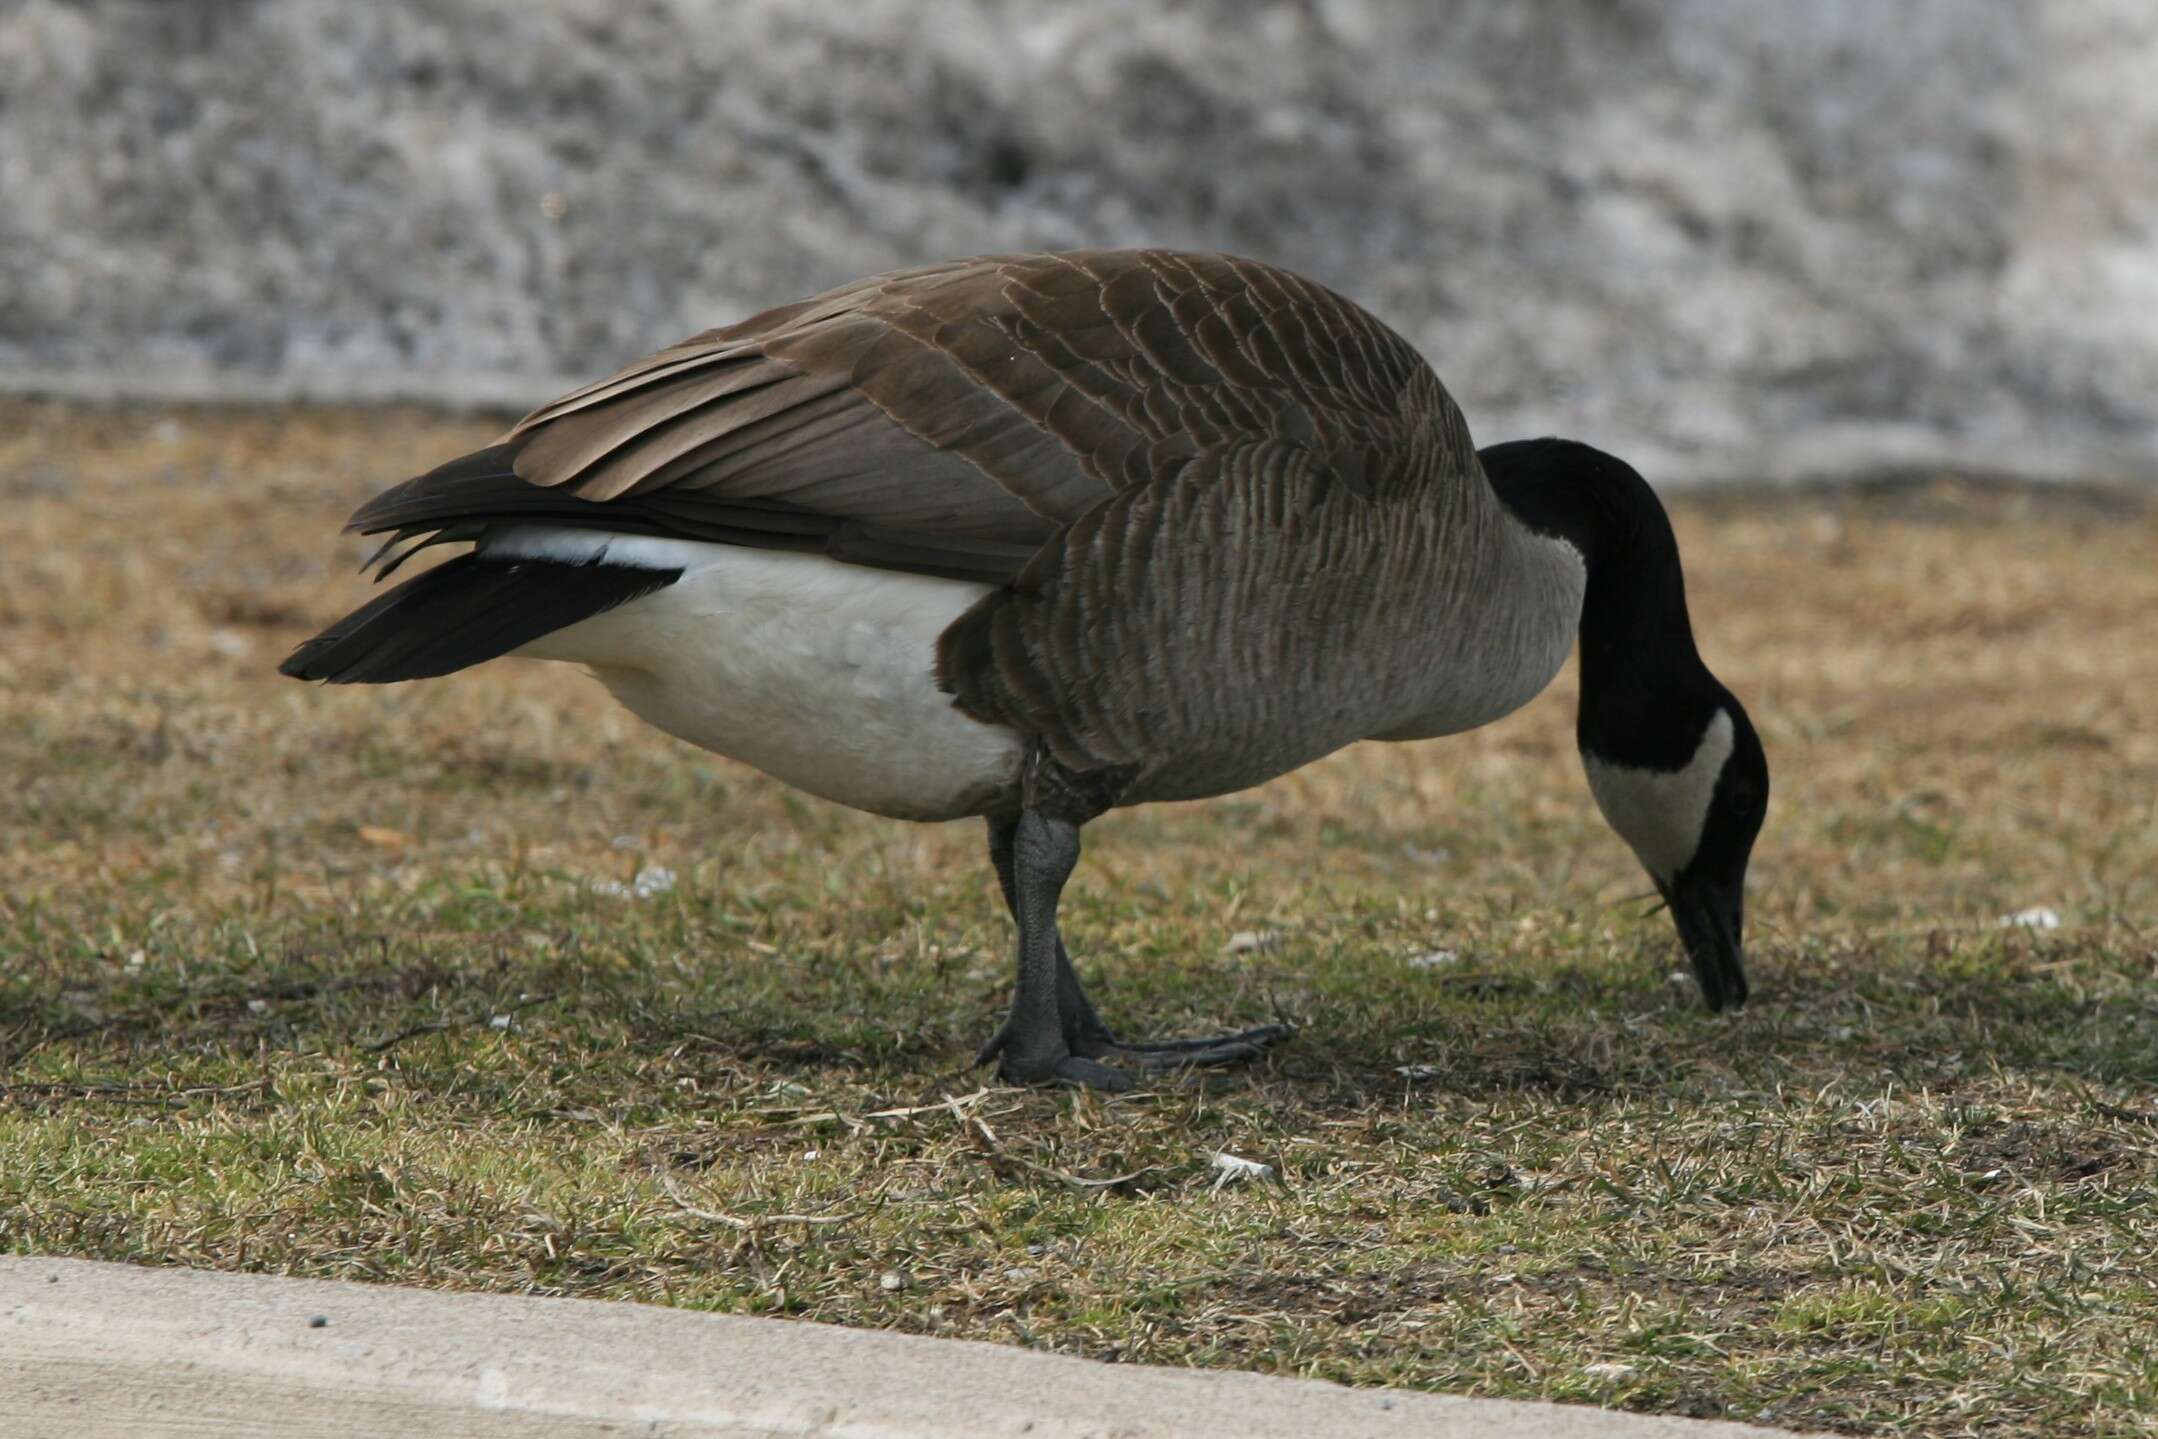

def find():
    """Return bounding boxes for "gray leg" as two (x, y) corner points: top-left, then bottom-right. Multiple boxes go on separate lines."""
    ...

(977, 811), (1131, 1090)
(978, 817), (1291, 1082)
(984, 816), (1119, 1055)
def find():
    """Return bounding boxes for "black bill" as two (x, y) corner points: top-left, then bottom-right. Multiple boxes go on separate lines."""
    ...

(1666, 872), (1748, 1012)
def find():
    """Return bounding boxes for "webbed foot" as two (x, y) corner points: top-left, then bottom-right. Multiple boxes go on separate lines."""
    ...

(1109, 1023), (1292, 1069)
(976, 1023), (1135, 1091)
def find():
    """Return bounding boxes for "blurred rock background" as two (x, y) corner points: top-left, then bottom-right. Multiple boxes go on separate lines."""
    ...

(3, 0), (2154, 485)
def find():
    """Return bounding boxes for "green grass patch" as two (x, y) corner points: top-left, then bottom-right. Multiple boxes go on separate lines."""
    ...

(2, 402), (2156, 1436)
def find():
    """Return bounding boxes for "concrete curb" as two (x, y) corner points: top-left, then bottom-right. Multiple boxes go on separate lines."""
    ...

(0, 1258), (1818, 1438)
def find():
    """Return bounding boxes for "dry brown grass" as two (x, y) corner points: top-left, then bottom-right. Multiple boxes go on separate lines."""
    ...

(2, 398), (2155, 1436)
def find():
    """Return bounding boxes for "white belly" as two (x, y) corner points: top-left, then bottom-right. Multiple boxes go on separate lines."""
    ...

(487, 529), (1026, 821)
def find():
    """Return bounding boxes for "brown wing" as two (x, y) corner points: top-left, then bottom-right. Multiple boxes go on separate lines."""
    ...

(346, 249), (1471, 588)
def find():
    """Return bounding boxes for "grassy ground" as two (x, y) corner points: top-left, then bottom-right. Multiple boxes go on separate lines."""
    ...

(2, 399), (2154, 1436)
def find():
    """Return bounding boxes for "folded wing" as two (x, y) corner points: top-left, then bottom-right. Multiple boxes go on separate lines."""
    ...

(340, 249), (1463, 590)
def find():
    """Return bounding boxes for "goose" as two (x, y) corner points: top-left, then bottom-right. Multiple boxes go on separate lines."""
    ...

(283, 249), (1770, 1090)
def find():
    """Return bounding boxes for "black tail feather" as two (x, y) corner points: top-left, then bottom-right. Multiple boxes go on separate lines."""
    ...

(280, 556), (681, 685)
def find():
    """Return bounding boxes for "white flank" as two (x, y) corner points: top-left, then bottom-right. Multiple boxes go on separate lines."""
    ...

(1580, 707), (1735, 882)
(482, 527), (1026, 822)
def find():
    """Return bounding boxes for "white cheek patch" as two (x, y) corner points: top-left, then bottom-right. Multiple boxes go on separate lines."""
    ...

(1581, 708), (1735, 883)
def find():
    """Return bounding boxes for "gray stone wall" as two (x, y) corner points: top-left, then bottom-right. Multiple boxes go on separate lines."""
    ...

(3, 0), (2154, 484)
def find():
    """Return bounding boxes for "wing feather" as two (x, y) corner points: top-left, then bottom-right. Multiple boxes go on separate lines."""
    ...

(333, 248), (1474, 608)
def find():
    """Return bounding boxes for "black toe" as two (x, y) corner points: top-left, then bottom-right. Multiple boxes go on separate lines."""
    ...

(1111, 1023), (1292, 1057)
(996, 1051), (1134, 1091)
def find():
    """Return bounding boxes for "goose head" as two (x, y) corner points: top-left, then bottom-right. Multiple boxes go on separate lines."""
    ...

(1480, 437), (1770, 1012)
(1579, 687), (1768, 1012)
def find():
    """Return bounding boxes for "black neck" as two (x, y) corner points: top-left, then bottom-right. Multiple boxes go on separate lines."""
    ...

(1479, 438), (1718, 769)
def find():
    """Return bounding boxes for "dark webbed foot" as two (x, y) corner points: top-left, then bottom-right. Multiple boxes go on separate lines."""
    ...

(1103, 1023), (1292, 1069)
(981, 809), (1284, 1092)
(976, 1027), (1135, 1091)
(974, 1017), (1139, 1091)
(980, 1019), (1287, 1087)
